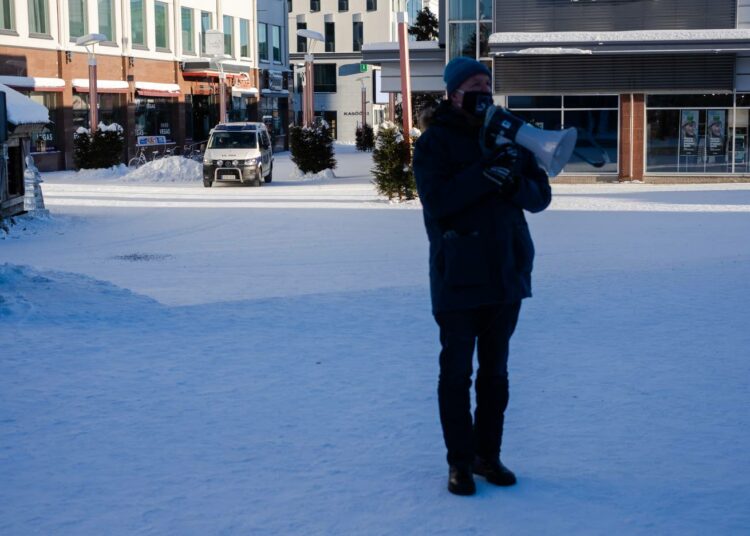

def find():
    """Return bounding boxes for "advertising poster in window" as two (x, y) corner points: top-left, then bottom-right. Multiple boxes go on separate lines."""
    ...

(680, 110), (699, 156)
(706, 110), (726, 156)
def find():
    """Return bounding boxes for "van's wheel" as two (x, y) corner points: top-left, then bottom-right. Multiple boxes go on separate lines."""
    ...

(264, 164), (273, 183)
(203, 180), (212, 188)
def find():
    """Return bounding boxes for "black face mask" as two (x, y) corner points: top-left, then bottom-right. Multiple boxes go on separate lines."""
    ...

(461, 91), (494, 117)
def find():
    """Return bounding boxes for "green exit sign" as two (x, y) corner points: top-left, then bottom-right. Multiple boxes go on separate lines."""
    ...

(359, 63), (368, 72)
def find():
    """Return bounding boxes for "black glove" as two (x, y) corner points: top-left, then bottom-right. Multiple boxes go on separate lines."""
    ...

(483, 144), (520, 194)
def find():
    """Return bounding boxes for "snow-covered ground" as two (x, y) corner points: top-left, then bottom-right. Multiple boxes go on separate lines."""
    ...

(1, 146), (749, 535)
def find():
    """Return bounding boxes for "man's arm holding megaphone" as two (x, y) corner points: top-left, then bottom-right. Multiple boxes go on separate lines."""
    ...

(413, 133), (499, 221)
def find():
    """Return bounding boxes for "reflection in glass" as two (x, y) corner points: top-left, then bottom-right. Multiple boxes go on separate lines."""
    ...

(479, 0), (492, 19)
(479, 22), (491, 58)
(564, 109), (618, 173)
(449, 22), (476, 59)
(449, 0), (476, 20)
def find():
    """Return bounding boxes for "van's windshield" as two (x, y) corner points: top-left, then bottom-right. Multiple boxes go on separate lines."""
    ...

(208, 131), (258, 149)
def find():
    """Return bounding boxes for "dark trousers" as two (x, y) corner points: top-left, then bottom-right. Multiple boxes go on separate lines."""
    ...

(435, 302), (521, 468)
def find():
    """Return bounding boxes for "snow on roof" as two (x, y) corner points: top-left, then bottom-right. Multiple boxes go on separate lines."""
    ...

(134, 82), (181, 93)
(515, 47), (593, 55)
(71, 79), (129, 90)
(0, 76), (65, 89)
(490, 29), (750, 45)
(361, 41), (440, 52)
(0, 83), (49, 125)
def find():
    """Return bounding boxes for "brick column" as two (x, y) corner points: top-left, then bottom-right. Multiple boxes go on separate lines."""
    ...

(619, 93), (645, 181)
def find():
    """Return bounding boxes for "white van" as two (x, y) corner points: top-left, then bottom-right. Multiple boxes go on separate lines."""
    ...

(202, 122), (274, 187)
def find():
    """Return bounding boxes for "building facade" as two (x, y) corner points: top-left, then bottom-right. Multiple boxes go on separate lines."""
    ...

(365, 0), (750, 181)
(288, 0), (419, 141)
(0, 0), (289, 171)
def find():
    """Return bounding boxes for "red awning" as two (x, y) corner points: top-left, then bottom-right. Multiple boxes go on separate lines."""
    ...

(136, 89), (180, 98)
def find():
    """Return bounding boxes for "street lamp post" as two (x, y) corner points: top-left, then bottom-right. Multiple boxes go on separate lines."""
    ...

(296, 29), (324, 126)
(214, 55), (234, 123)
(75, 33), (107, 133)
(356, 76), (368, 128)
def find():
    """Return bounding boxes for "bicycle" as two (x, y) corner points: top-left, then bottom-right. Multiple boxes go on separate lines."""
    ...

(128, 146), (167, 168)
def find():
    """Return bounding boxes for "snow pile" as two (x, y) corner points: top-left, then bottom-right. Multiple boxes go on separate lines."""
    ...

(290, 167), (336, 181)
(490, 28), (750, 44)
(0, 263), (163, 323)
(121, 156), (202, 183)
(515, 47), (593, 55)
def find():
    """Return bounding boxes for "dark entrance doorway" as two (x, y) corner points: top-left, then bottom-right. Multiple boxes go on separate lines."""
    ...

(192, 94), (217, 142)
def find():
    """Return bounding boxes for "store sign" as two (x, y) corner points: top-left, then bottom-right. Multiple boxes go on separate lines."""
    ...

(137, 135), (167, 146)
(680, 110), (699, 156)
(706, 110), (726, 156)
(159, 122), (171, 136)
(269, 71), (283, 91)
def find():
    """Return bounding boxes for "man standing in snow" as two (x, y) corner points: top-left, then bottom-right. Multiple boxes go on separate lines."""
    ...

(412, 57), (551, 496)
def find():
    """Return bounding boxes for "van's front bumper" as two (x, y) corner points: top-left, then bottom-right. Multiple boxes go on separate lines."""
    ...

(203, 162), (259, 183)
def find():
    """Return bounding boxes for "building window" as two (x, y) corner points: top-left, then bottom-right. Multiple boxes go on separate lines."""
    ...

(352, 21), (363, 52)
(69, 0), (87, 39)
(181, 7), (194, 54)
(154, 1), (169, 50)
(272, 25), (281, 63)
(258, 22), (268, 62)
(200, 11), (212, 55)
(508, 95), (619, 174)
(310, 0), (320, 12)
(287, 0), (292, 13)
(98, 0), (115, 42)
(296, 22), (306, 53)
(25, 91), (59, 152)
(28, 0), (49, 35)
(450, 0), (475, 19)
(339, 0), (348, 11)
(239, 18), (249, 57)
(314, 63), (336, 93)
(130, 0), (145, 46)
(366, 0), (376, 11)
(0, 0), (14, 31)
(223, 15), (233, 56)
(324, 21), (334, 52)
(448, 0), (493, 60)
(135, 97), (176, 140)
(73, 93), (125, 131)
(646, 94), (739, 174)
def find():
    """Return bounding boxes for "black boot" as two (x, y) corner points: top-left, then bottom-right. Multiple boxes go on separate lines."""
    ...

(474, 457), (517, 486)
(448, 465), (476, 496)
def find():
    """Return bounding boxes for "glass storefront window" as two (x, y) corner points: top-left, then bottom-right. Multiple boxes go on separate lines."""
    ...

(72, 93), (125, 131)
(646, 107), (732, 173)
(449, 22), (476, 60)
(646, 94), (733, 108)
(479, 0), (491, 19)
(450, 0), (476, 20)
(509, 95), (619, 174)
(134, 97), (175, 140)
(26, 92), (58, 152)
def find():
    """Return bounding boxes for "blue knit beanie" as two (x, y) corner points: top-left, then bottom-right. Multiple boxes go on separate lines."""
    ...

(443, 57), (491, 95)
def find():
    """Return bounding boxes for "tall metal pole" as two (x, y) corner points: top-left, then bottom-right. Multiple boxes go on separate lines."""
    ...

(88, 52), (98, 132)
(219, 69), (227, 123)
(397, 12), (412, 143)
(361, 83), (366, 127)
(304, 54), (314, 126)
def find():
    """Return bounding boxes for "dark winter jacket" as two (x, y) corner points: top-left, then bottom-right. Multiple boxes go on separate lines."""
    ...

(413, 101), (551, 313)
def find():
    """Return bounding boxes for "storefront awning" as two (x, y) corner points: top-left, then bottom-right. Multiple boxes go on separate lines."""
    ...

(72, 79), (129, 93)
(261, 89), (288, 97)
(231, 87), (258, 97)
(135, 81), (181, 98)
(489, 29), (750, 56)
(0, 83), (49, 125)
(0, 75), (65, 92)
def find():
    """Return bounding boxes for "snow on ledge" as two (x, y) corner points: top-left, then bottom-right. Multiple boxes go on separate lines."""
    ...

(361, 41), (440, 52)
(515, 47), (593, 55)
(490, 29), (750, 45)
(134, 82), (181, 93)
(0, 76), (65, 89)
(71, 79), (129, 90)
(0, 83), (49, 125)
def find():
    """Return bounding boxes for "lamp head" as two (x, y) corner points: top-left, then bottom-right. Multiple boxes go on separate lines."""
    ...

(75, 33), (107, 47)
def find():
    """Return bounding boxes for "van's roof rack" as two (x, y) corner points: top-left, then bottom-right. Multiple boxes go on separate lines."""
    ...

(214, 122), (261, 132)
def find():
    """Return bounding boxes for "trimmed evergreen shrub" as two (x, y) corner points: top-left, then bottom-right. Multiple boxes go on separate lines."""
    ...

(372, 122), (417, 201)
(355, 124), (375, 152)
(289, 121), (337, 174)
(73, 123), (125, 169)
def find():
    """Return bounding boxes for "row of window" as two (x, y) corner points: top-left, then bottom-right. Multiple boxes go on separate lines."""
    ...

(290, 0), (377, 13)
(0, 1), (282, 64)
(295, 20), (363, 53)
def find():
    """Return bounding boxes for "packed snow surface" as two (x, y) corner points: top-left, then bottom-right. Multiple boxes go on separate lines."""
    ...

(1, 145), (749, 534)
